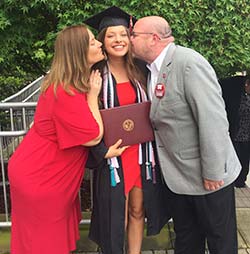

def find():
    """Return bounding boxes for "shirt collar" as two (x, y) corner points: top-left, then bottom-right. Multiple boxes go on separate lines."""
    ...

(147, 43), (171, 74)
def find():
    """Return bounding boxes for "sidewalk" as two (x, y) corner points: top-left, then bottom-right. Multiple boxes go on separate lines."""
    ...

(1, 188), (250, 254)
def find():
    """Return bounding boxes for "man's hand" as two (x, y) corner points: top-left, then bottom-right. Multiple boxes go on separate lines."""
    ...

(104, 139), (129, 158)
(203, 178), (224, 191)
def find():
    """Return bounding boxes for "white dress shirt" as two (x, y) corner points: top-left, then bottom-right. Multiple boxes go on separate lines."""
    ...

(147, 44), (171, 100)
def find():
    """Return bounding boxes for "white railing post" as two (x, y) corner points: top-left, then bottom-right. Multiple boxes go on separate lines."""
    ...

(0, 137), (9, 222)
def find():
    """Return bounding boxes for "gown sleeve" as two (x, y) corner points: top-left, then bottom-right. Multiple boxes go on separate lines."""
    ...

(86, 141), (108, 169)
(53, 89), (100, 149)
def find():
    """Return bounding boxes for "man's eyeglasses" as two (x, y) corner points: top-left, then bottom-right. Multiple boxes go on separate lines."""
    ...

(130, 31), (153, 38)
(130, 31), (171, 40)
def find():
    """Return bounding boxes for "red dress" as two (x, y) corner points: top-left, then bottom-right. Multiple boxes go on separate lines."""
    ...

(8, 85), (99, 254)
(116, 81), (142, 195)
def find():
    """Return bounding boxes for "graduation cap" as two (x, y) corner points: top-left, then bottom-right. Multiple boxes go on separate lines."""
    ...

(84, 6), (136, 32)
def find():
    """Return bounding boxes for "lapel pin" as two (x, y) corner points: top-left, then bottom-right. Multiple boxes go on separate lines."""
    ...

(154, 83), (165, 98)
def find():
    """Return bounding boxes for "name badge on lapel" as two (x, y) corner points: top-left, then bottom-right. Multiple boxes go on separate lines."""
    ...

(154, 83), (165, 98)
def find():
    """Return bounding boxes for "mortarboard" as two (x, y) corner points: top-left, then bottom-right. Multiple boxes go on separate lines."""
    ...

(84, 6), (136, 32)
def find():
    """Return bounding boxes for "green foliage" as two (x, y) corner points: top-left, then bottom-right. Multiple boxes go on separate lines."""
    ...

(0, 0), (250, 99)
(0, 76), (25, 101)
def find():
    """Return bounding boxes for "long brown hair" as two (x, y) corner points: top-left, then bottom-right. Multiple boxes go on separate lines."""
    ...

(41, 25), (90, 95)
(95, 27), (146, 88)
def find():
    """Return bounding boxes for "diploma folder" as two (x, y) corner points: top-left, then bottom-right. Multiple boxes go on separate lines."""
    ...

(100, 101), (154, 147)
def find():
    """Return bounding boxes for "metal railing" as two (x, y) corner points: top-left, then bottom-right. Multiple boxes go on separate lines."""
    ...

(0, 75), (94, 228)
(0, 76), (93, 227)
(0, 102), (93, 227)
(1, 77), (43, 228)
(2, 76), (43, 103)
(0, 102), (37, 227)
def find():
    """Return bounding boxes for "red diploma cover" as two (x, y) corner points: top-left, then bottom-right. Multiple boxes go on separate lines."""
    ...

(100, 101), (154, 147)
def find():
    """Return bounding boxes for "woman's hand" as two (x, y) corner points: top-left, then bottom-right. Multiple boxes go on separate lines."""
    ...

(105, 139), (129, 158)
(88, 69), (102, 97)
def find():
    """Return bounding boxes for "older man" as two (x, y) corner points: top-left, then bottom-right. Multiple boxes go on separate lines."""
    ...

(131, 16), (241, 254)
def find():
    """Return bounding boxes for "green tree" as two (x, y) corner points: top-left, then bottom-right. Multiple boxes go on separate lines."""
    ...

(0, 0), (250, 99)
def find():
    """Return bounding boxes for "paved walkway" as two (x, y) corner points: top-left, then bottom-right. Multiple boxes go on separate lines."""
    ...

(1, 188), (250, 254)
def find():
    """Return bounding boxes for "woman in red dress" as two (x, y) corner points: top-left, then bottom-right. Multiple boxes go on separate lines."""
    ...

(8, 24), (104, 254)
(85, 7), (170, 254)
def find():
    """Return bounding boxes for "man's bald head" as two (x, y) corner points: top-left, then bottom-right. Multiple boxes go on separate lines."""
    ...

(135, 16), (172, 39)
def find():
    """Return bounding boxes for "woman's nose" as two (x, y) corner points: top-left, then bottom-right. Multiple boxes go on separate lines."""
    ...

(115, 35), (122, 42)
(97, 40), (102, 47)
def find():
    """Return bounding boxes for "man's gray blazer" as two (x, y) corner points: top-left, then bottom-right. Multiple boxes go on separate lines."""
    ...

(150, 43), (241, 195)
